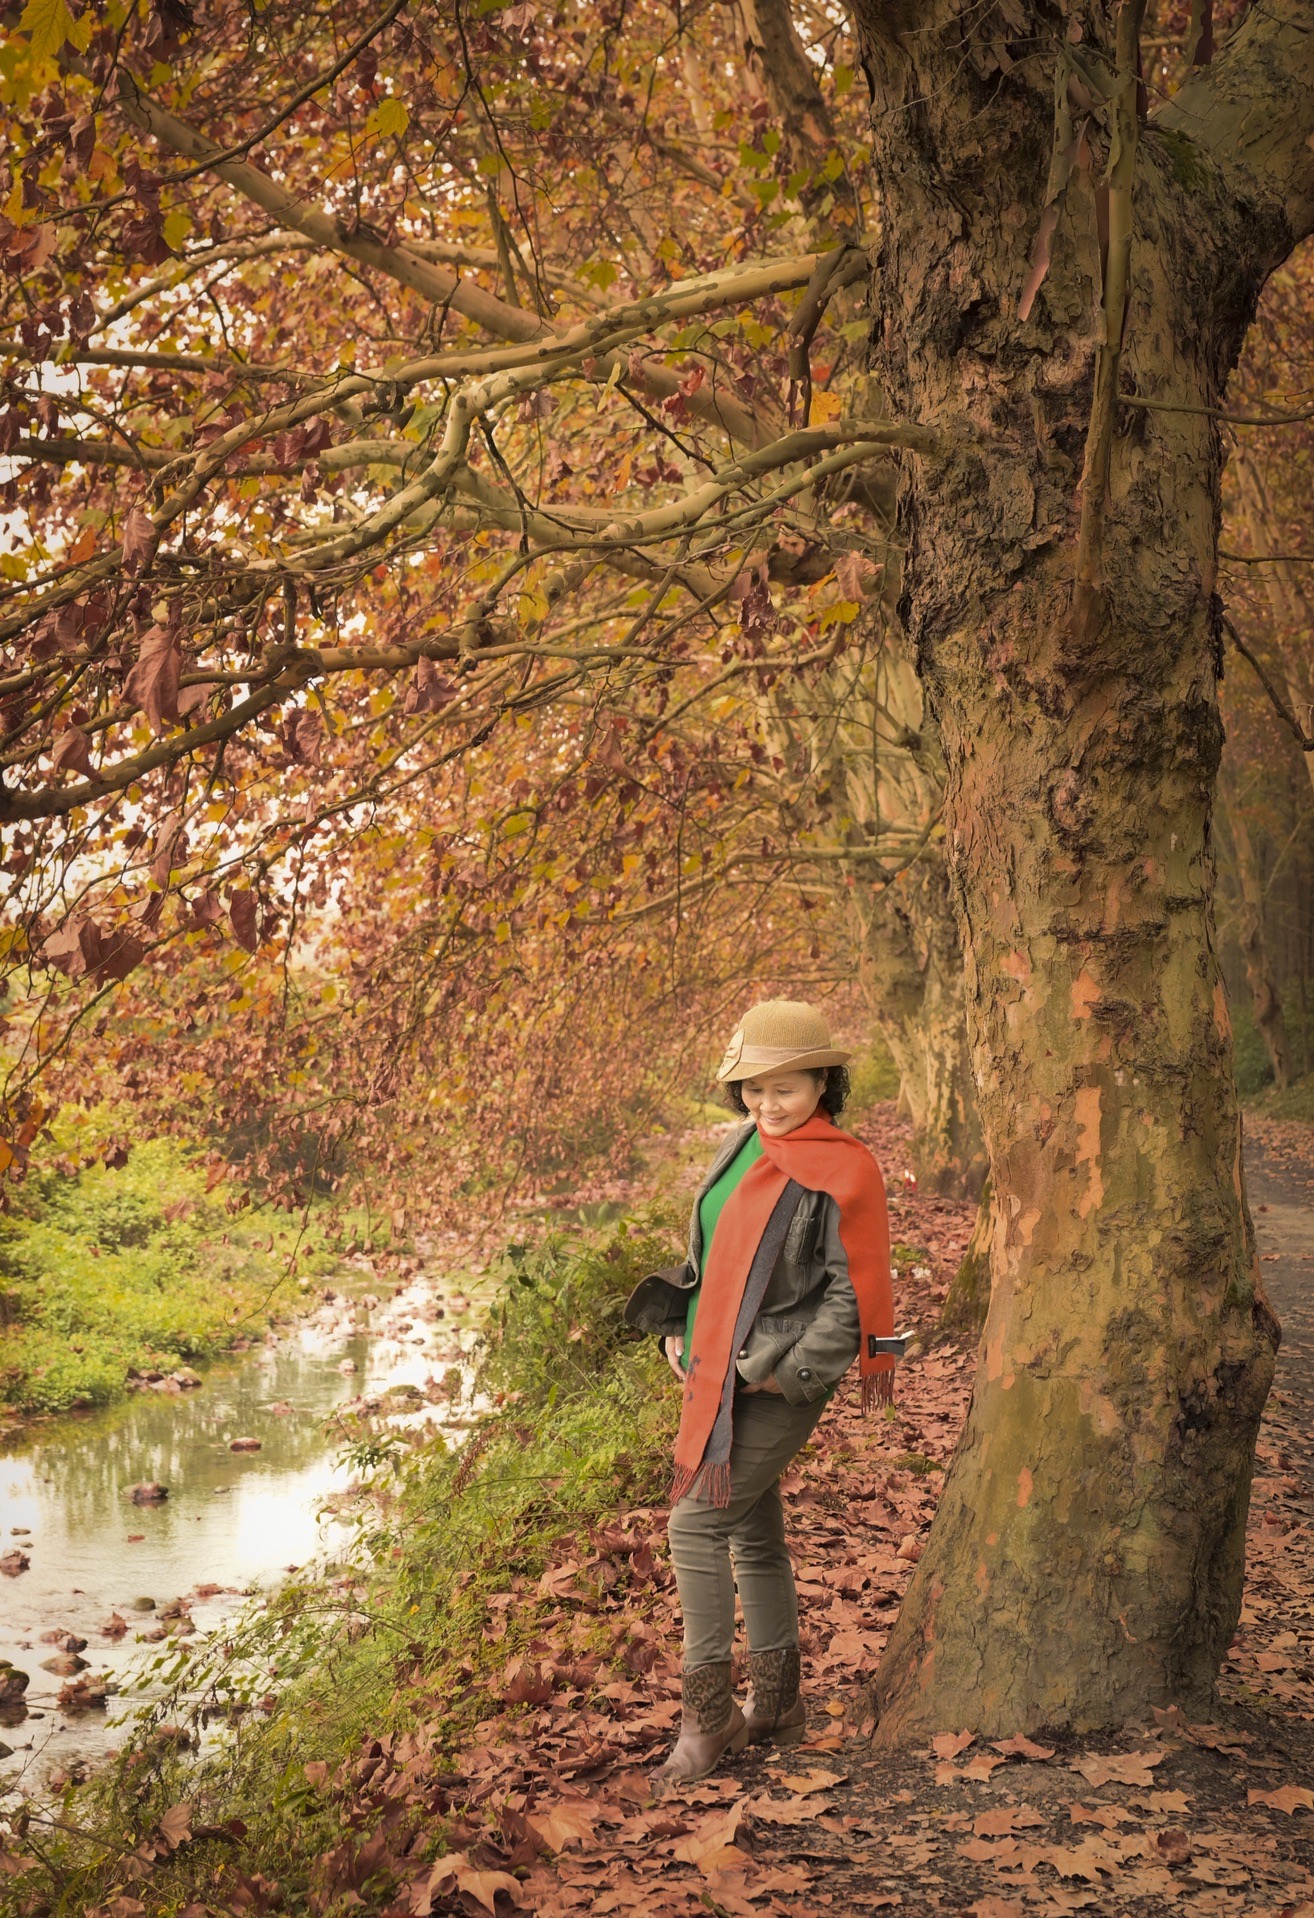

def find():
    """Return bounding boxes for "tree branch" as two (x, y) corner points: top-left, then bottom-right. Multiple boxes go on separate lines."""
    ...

(1158, 0), (1314, 252)
(1223, 614), (1314, 751)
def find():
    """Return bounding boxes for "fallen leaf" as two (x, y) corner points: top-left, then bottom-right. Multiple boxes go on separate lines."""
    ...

(1143, 1789), (1190, 1815)
(969, 1900), (1027, 1918)
(1248, 1784), (1314, 1814)
(1071, 1750), (1166, 1788)
(961, 1753), (1006, 1780)
(418, 1851), (524, 1914)
(778, 1767), (847, 1795)
(1049, 1835), (1118, 1881)
(1155, 1828), (1192, 1865)
(1066, 1803), (1129, 1829)
(991, 1733), (1057, 1760)
(524, 1801), (598, 1850)
(932, 1729), (975, 1760)
(974, 1805), (1047, 1837)
(670, 1803), (750, 1875)
(746, 1793), (834, 1824)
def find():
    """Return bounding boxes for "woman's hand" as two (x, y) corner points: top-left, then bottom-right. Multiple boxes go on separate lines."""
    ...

(663, 1335), (688, 1382)
(743, 1374), (784, 1395)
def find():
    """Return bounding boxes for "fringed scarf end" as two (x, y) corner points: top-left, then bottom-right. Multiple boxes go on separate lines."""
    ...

(861, 1363), (896, 1414)
(670, 1457), (733, 1509)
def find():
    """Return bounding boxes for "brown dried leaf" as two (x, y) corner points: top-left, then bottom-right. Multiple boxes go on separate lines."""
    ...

(932, 1729), (975, 1760)
(524, 1801), (598, 1850)
(777, 1767), (847, 1795)
(991, 1733), (1057, 1761)
(746, 1793), (834, 1824)
(1247, 1784), (1314, 1814)
(1071, 1750), (1165, 1788)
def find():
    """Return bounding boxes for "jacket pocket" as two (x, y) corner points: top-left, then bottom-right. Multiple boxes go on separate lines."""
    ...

(757, 1315), (807, 1339)
(782, 1199), (821, 1267)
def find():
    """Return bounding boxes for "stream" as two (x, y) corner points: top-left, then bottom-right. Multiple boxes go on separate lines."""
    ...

(0, 1263), (486, 1797)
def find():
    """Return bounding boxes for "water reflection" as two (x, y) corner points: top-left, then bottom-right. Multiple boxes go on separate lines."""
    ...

(0, 1272), (479, 1787)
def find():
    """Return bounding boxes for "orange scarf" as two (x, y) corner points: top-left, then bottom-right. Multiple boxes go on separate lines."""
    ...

(672, 1115), (894, 1506)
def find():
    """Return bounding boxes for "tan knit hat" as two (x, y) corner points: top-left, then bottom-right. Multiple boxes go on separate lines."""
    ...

(715, 999), (851, 1082)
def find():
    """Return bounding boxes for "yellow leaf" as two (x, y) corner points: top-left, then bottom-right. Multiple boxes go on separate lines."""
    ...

(19, 0), (74, 60)
(809, 390), (844, 424)
(3, 174), (28, 229)
(366, 95), (409, 139)
(0, 1140), (13, 1173)
(161, 209), (192, 251)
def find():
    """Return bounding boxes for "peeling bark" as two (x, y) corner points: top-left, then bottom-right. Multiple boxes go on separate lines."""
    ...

(848, 0), (1314, 1737)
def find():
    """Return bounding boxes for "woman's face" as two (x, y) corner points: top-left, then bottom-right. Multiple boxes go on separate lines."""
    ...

(738, 1071), (824, 1137)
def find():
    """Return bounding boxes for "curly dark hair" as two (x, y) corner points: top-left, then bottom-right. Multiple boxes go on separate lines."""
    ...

(724, 1065), (851, 1119)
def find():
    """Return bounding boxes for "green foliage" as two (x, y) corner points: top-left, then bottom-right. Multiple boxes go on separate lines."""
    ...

(0, 1108), (339, 1414)
(480, 1202), (683, 1406)
(847, 1034), (901, 1109)
(1232, 997), (1278, 1096)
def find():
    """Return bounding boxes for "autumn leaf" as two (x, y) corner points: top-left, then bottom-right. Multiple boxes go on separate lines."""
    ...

(155, 1802), (192, 1853)
(524, 1801), (598, 1849)
(49, 725), (94, 779)
(1247, 1784), (1314, 1814)
(123, 625), (181, 733)
(746, 1793), (835, 1823)
(19, 0), (83, 59)
(777, 1766), (847, 1794)
(670, 1804), (751, 1876)
(229, 891), (259, 953)
(119, 506), (156, 572)
(931, 1729), (975, 1760)
(990, 1733), (1056, 1760)
(1070, 1749), (1166, 1788)
(414, 1851), (525, 1914)
(973, 1804), (1047, 1837)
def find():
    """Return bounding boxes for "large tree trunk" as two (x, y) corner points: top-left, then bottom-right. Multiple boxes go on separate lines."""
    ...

(850, 0), (1314, 1738)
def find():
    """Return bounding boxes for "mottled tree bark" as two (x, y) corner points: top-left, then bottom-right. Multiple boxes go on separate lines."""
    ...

(849, 0), (1314, 1737)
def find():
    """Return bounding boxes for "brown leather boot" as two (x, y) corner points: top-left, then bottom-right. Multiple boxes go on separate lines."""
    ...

(653, 1660), (749, 1784)
(742, 1645), (806, 1745)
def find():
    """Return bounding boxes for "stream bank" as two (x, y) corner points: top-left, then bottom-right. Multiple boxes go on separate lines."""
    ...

(0, 1256), (487, 1798)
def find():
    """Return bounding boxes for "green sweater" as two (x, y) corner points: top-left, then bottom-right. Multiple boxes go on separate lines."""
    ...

(682, 1128), (764, 1364)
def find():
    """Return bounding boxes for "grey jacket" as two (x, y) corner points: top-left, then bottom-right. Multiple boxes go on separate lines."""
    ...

(622, 1121), (861, 1407)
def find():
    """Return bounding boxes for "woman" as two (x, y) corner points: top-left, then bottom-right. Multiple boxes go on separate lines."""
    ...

(624, 999), (901, 1784)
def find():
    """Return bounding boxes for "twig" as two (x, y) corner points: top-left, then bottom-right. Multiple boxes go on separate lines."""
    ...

(1223, 614), (1314, 750)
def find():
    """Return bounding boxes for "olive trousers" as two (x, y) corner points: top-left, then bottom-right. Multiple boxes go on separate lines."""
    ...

(667, 1390), (826, 1668)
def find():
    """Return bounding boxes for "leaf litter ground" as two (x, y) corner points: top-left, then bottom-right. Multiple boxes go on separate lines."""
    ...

(82, 1108), (1314, 1918)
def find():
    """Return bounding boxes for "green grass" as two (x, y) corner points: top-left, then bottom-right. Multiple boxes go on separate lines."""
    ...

(1245, 1070), (1314, 1125)
(1, 1208), (683, 1912)
(0, 1108), (360, 1417)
